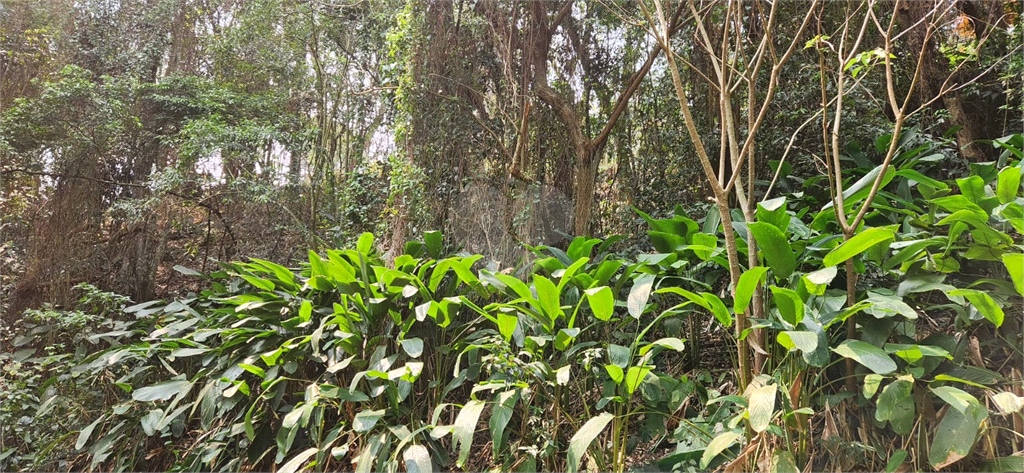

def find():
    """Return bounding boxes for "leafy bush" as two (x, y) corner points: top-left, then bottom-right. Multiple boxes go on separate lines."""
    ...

(4, 134), (1022, 473)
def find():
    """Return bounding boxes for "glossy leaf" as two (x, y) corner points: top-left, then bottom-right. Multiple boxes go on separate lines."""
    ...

(875, 376), (915, 435)
(700, 430), (742, 470)
(746, 382), (777, 433)
(997, 166), (1022, 204)
(823, 227), (895, 267)
(777, 331), (817, 354)
(423, 231), (443, 258)
(625, 366), (652, 395)
(584, 286), (614, 321)
(628, 274), (655, 319)
(534, 275), (562, 321)
(453, 400), (485, 468)
(734, 267), (769, 315)
(1002, 253), (1023, 296)
(769, 286), (804, 326)
(930, 386), (980, 414)
(929, 403), (988, 469)
(567, 412), (615, 473)
(353, 409), (384, 433)
(403, 445), (432, 473)
(832, 340), (897, 374)
(948, 289), (1005, 327)
(747, 222), (796, 279)
(490, 390), (519, 457)
(132, 379), (193, 402)
(280, 447), (318, 473)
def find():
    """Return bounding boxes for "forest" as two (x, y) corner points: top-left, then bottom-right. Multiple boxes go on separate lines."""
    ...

(0, 0), (1022, 471)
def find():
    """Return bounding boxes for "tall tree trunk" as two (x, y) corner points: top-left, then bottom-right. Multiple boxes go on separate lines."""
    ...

(898, 0), (985, 160)
(529, 1), (680, 236)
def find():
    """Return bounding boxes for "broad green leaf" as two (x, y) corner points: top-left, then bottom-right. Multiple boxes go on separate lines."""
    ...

(239, 274), (275, 291)
(832, 340), (897, 374)
(557, 257), (590, 291)
(567, 412), (615, 473)
(824, 227), (895, 267)
(648, 231), (686, 253)
(876, 376), (915, 435)
(636, 207), (699, 239)
(584, 286), (614, 321)
(863, 374), (883, 399)
(628, 274), (655, 319)
(353, 409), (385, 432)
(933, 374), (991, 389)
(948, 289), (1004, 327)
(250, 257), (297, 288)
(734, 267), (769, 315)
(885, 237), (946, 270)
(403, 444), (432, 473)
(608, 344), (631, 369)
(1002, 202), (1024, 233)
(991, 392), (1024, 414)
(453, 400), (485, 468)
(133, 379), (193, 402)
(400, 338), (424, 358)
(76, 416), (103, 451)
(605, 365), (625, 384)
(937, 208), (991, 229)
(655, 287), (710, 312)
(423, 231), (443, 258)
(239, 363), (266, 379)
(865, 293), (918, 320)
(534, 275), (562, 321)
(567, 237), (602, 261)
(354, 433), (386, 473)
(280, 447), (318, 473)
(639, 337), (686, 356)
(554, 328), (580, 351)
(1001, 253), (1023, 296)
(689, 232), (718, 260)
(556, 365), (571, 385)
(356, 232), (374, 255)
(170, 347), (209, 357)
(770, 450), (799, 473)
(997, 167), (1022, 204)
(930, 386), (980, 414)
(625, 366), (652, 395)
(886, 450), (908, 473)
(757, 197), (791, 233)
(929, 403), (988, 469)
(823, 163), (896, 211)
(884, 343), (951, 364)
(957, 175), (988, 205)
(895, 169), (948, 190)
(494, 273), (533, 301)
(496, 312), (517, 342)
(981, 456), (1024, 473)
(747, 222), (796, 279)
(769, 286), (804, 326)
(933, 195), (986, 215)
(746, 382), (777, 433)
(700, 430), (742, 469)
(777, 331), (817, 354)
(173, 265), (204, 277)
(490, 390), (519, 457)
(702, 292), (733, 328)
(802, 266), (837, 295)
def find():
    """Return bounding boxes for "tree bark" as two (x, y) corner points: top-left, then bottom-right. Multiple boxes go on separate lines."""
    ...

(529, 1), (681, 236)
(898, 0), (985, 160)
